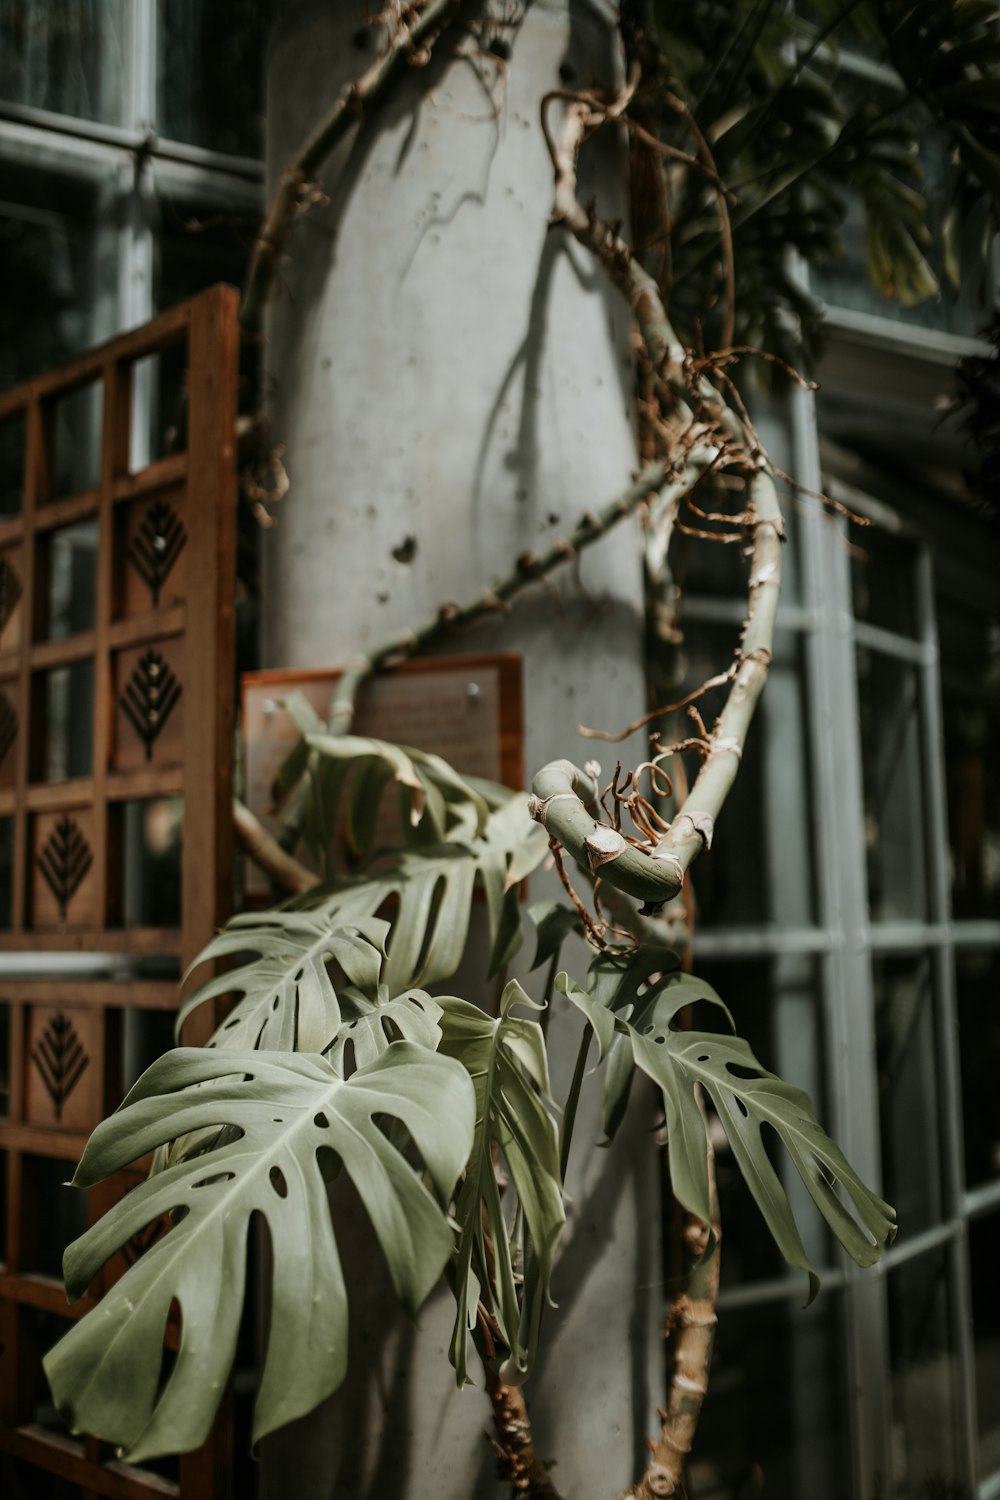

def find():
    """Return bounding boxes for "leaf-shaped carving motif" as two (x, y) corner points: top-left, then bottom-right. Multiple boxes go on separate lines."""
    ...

(32, 1011), (89, 1120)
(120, 648), (182, 758)
(127, 499), (186, 606)
(38, 816), (93, 918)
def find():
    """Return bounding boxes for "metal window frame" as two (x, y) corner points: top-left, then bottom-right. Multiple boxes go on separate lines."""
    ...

(687, 348), (997, 1496)
(0, 1), (263, 361)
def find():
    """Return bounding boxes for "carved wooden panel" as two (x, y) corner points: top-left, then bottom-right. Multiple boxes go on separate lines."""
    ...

(114, 640), (185, 772)
(0, 548), (23, 652)
(0, 288), (238, 1499)
(24, 1005), (103, 1133)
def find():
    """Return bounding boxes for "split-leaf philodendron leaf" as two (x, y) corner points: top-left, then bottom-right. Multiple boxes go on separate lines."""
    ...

(560, 952), (895, 1298)
(44, 1043), (475, 1463)
(181, 791), (547, 1037)
(178, 915), (391, 1054)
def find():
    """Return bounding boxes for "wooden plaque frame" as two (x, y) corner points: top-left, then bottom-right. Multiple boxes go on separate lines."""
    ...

(241, 653), (524, 896)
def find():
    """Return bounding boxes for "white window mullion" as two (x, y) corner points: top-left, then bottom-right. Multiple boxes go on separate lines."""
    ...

(916, 545), (982, 1493)
(793, 374), (896, 1496)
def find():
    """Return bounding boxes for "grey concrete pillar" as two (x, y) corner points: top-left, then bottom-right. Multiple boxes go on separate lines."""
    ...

(261, 3), (659, 1495)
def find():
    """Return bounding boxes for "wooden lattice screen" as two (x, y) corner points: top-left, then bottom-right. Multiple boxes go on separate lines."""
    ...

(0, 286), (238, 1499)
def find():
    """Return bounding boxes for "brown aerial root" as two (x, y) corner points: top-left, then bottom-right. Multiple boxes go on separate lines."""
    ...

(476, 1303), (564, 1500)
(484, 1374), (564, 1500)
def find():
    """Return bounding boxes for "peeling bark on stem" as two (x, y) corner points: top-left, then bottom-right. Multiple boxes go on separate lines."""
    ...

(530, 97), (784, 917)
(485, 1366), (565, 1500)
(622, 1143), (721, 1500)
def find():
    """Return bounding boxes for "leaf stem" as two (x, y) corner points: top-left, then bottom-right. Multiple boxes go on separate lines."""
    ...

(559, 1024), (593, 1183)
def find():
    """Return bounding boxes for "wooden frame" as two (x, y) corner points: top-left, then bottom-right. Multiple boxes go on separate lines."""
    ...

(0, 287), (239, 1499)
(241, 653), (524, 896)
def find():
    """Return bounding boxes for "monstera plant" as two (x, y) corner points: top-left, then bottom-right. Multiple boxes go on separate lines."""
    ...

(41, 323), (896, 1499)
(42, 0), (1000, 1488)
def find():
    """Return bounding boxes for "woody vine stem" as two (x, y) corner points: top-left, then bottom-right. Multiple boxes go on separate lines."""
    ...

(234, 7), (787, 1497)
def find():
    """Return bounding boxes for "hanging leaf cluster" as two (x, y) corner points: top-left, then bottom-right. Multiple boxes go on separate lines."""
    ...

(273, 690), (495, 870)
(624, 0), (1000, 368)
(558, 946), (896, 1299)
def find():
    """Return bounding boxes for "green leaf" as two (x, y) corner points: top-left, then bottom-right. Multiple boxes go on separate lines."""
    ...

(44, 1044), (474, 1462)
(438, 981), (565, 1386)
(560, 950), (895, 1297)
(178, 916), (390, 1054)
(528, 900), (584, 970)
(183, 795), (548, 1042)
(555, 971), (617, 1061)
(326, 987), (443, 1073)
(627, 986), (895, 1299)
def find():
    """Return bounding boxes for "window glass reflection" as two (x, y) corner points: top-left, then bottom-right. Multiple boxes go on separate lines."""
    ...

(851, 524), (919, 639)
(873, 955), (945, 1237)
(0, 1), (128, 126)
(40, 520), (98, 641)
(969, 1212), (1000, 1484)
(156, 0), (268, 158)
(689, 1293), (850, 1499)
(811, 88), (981, 338)
(0, 171), (119, 389)
(957, 948), (1000, 1191)
(887, 1248), (966, 1497)
(857, 647), (928, 922)
(33, 662), (94, 783)
(938, 593), (1000, 922)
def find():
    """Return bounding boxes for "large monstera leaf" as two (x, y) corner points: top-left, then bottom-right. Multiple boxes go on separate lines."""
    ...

(559, 952), (895, 1299)
(438, 981), (565, 1387)
(44, 1044), (475, 1463)
(183, 793), (547, 1041)
(179, 915), (391, 1053)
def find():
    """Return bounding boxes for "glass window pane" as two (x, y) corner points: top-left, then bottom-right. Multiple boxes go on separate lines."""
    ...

(969, 1212), (1000, 1484)
(0, 1), (129, 126)
(156, 0), (267, 158)
(0, 410), (26, 519)
(155, 196), (255, 311)
(938, 594), (1000, 922)
(0, 170), (119, 388)
(689, 1293), (851, 1499)
(956, 948), (1000, 1191)
(873, 955), (946, 1237)
(856, 647), (928, 922)
(0, 818), (13, 930)
(39, 521), (99, 640)
(851, 524), (919, 639)
(887, 1247), (967, 1497)
(677, 627), (816, 928)
(32, 662), (94, 783)
(682, 956), (830, 1288)
(810, 89), (983, 338)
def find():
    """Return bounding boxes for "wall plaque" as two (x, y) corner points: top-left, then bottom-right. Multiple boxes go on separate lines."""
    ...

(241, 653), (523, 898)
